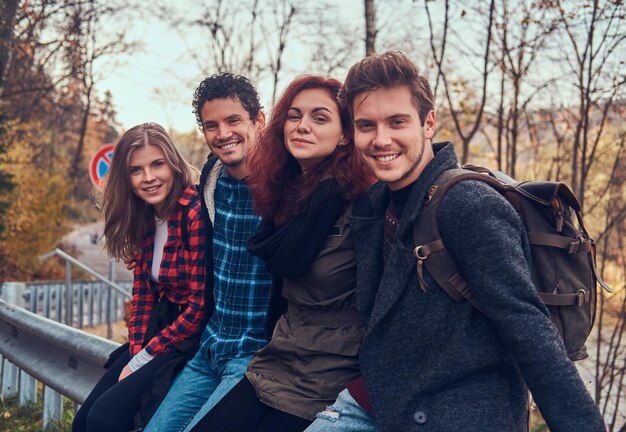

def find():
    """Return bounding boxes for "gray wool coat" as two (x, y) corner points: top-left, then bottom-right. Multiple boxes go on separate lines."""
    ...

(350, 142), (605, 432)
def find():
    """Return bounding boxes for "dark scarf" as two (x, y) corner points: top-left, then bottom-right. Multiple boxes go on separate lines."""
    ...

(247, 178), (346, 279)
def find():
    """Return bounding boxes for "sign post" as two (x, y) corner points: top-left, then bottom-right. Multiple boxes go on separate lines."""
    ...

(89, 144), (115, 190)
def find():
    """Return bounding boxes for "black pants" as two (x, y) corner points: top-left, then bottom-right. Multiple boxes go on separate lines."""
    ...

(72, 348), (180, 432)
(190, 377), (312, 432)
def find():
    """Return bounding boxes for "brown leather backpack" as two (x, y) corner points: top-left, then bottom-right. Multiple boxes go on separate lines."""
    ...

(412, 165), (612, 361)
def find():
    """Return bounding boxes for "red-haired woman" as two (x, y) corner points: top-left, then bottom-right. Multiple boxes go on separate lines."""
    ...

(190, 76), (372, 432)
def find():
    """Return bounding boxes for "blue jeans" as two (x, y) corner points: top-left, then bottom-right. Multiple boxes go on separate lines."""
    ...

(304, 389), (378, 432)
(144, 349), (252, 432)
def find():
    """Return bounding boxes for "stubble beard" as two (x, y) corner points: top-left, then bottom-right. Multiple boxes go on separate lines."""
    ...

(211, 136), (247, 168)
(221, 151), (246, 167)
(389, 132), (429, 188)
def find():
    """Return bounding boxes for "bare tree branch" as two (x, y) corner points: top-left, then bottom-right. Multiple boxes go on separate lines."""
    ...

(426, 0), (494, 165)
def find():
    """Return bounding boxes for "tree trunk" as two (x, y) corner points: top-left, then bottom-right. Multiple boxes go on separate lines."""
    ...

(0, 0), (18, 238)
(0, 0), (18, 94)
(70, 83), (93, 181)
(496, 64), (504, 171)
(578, 0), (599, 210)
(364, 0), (376, 56)
(510, 74), (520, 178)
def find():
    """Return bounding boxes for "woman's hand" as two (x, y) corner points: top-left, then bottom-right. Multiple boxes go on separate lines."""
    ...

(123, 256), (137, 271)
(118, 364), (133, 381)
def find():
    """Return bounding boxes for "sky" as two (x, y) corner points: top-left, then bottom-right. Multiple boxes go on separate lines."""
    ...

(96, 14), (207, 133)
(58, 1), (607, 139)
(96, 0), (370, 134)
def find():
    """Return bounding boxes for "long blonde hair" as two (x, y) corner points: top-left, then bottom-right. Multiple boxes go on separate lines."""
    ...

(102, 123), (199, 260)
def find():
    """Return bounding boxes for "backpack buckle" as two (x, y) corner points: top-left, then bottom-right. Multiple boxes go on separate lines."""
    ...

(413, 246), (429, 293)
(414, 245), (428, 260)
(424, 185), (438, 204)
(567, 241), (581, 254)
(577, 289), (587, 307)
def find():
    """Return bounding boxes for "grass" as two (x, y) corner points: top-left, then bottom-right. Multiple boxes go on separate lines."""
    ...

(531, 407), (550, 431)
(0, 386), (74, 432)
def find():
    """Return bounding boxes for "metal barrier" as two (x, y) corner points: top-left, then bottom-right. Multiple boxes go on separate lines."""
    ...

(1, 248), (134, 339)
(0, 249), (129, 430)
(22, 280), (132, 327)
(0, 299), (119, 430)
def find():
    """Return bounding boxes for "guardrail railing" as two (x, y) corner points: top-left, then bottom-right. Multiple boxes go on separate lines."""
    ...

(39, 248), (131, 299)
(0, 299), (119, 430)
(0, 248), (133, 340)
(0, 249), (129, 430)
(39, 248), (131, 335)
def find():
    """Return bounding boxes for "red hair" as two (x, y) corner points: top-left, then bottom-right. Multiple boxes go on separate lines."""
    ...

(248, 75), (373, 227)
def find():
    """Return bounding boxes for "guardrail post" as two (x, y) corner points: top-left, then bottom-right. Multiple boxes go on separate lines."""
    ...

(65, 260), (73, 326)
(42, 386), (63, 430)
(1, 357), (18, 397)
(112, 290), (118, 322)
(109, 260), (117, 322)
(55, 284), (62, 322)
(87, 284), (95, 327)
(106, 285), (112, 339)
(109, 260), (116, 283)
(97, 283), (103, 325)
(0, 282), (26, 307)
(78, 282), (84, 329)
(19, 370), (37, 406)
(43, 284), (51, 318)
(29, 285), (37, 313)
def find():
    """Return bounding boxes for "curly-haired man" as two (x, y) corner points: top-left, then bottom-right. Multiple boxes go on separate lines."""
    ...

(144, 73), (274, 432)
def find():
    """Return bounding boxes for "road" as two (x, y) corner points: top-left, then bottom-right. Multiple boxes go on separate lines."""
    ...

(62, 222), (133, 281)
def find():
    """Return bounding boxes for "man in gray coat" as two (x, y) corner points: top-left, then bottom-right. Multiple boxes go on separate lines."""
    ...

(305, 51), (605, 432)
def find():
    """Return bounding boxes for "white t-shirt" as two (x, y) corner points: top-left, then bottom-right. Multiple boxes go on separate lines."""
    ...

(129, 215), (167, 372)
(151, 216), (167, 282)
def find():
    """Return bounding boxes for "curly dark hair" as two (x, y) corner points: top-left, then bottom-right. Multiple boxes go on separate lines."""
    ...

(192, 73), (263, 128)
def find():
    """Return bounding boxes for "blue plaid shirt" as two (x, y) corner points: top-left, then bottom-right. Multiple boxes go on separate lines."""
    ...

(200, 170), (273, 367)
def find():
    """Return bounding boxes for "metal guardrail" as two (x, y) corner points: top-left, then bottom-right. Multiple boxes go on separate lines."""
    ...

(36, 248), (132, 338)
(0, 248), (129, 430)
(23, 280), (132, 328)
(39, 248), (131, 299)
(0, 299), (119, 404)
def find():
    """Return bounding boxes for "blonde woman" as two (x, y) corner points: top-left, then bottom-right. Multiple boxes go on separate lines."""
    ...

(72, 123), (207, 432)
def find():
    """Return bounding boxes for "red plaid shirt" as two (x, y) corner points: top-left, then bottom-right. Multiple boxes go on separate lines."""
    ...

(128, 185), (207, 356)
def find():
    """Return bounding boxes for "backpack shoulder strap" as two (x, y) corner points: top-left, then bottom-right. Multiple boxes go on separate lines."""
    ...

(180, 193), (216, 336)
(180, 193), (202, 251)
(181, 202), (190, 250)
(412, 168), (509, 312)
